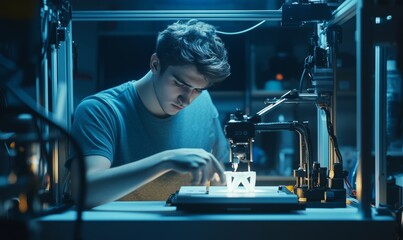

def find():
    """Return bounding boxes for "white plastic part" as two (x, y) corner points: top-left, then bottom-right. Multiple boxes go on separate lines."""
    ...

(224, 171), (256, 192)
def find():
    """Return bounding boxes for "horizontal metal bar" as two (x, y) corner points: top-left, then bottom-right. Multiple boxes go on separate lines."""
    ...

(72, 10), (282, 22)
(329, 1), (403, 27)
(328, 0), (357, 26)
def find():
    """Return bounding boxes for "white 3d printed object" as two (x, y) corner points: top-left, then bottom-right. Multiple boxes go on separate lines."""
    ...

(224, 171), (256, 192)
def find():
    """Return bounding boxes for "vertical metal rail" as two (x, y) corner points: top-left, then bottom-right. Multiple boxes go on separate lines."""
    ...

(50, 44), (59, 204)
(36, 51), (49, 119)
(53, 22), (74, 204)
(40, 54), (49, 117)
(374, 18), (387, 208)
(39, 45), (50, 198)
(317, 109), (329, 168)
(56, 36), (67, 205)
(56, 22), (75, 204)
(66, 22), (74, 132)
(316, 22), (331, 169)
(246, 43), (255, 115)
(329, 27), (338, 168)
(356, 0), (373, 218)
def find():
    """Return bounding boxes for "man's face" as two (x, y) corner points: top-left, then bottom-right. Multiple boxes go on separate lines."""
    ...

(153, 64), (209, 116)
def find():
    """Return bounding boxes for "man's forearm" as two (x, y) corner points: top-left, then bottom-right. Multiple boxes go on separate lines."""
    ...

(72, 155), (171, 209)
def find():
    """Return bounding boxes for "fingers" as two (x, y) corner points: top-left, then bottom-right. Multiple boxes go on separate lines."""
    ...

(169, 148), (225, 185)
(195, 152), (225, 185)
(200, 165), (208, 184)
(191, 165), (208, 185)
(211, 158), (225, 184)
(191, 169), (202, 185)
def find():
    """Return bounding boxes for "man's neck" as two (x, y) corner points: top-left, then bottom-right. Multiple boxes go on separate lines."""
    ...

(134, 71), (167, 117)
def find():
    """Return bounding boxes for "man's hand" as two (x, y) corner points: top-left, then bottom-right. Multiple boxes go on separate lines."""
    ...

(158, 148), (225, 185)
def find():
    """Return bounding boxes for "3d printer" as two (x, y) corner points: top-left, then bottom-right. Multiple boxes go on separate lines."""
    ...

(224, 23), (349, 207)
(224, 89), (347, 208)
(173, 86), (347, 212)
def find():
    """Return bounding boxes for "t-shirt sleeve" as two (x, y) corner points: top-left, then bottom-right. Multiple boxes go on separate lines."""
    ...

(68, 98), (117, 166)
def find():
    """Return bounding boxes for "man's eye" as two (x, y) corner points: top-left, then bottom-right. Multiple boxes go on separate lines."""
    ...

(194, 89), (203, 94)
(174, 80), (184, 87)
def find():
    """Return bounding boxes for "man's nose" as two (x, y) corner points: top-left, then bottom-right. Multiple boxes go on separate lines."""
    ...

(179, 88), (197, 106)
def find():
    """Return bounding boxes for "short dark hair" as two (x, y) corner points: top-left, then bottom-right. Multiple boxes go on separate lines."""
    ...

(155, 19), (231, 85)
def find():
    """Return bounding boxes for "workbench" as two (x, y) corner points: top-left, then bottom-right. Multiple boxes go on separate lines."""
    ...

(37, 201), (396, 240)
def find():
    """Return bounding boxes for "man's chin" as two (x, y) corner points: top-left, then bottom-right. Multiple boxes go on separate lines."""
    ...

(161, 108), (178, 117)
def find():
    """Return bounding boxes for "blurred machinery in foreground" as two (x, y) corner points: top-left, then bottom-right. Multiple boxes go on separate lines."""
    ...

(1, 0), (43, 219)
(0, 0), (84, 238)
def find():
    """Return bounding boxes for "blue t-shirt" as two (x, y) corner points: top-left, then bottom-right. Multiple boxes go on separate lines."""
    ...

(69, 80), (229, 167)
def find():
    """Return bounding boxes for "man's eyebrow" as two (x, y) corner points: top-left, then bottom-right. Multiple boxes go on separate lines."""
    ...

(173, 73), (207, 90)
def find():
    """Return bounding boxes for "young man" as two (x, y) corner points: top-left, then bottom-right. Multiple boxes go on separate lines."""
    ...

(69, 19), (231, 208)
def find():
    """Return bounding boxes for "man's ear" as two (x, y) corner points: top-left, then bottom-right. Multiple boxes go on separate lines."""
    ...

(150, 53), (160, 73)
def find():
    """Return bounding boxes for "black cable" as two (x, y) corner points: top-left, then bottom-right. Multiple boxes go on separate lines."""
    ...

(33, 115), (51, 187)
(321, 106), (343, 164)
(4, 81), (86, 240)
(298, 68), (307, 93)
(298, 55), (314, 93)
